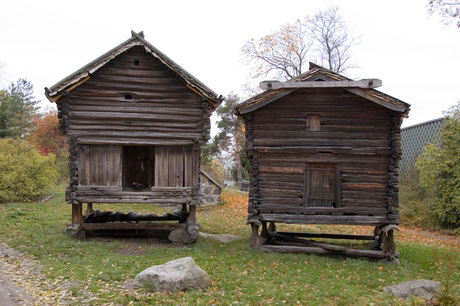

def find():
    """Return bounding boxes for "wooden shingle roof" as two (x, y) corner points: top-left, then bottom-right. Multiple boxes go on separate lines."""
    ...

(45, 31), (222, 108)
(236, 63), (410, 117)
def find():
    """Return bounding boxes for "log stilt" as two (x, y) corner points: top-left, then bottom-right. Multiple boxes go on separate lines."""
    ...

(71, 203), (83, 226)
(187, 205), (197, 225)
(247, 219), (261, 248)
(168, 203), (199, 244)
(268, 221), (276, 232)
(85, 203), (93, 216)
(67, 203), (84, 238)
(260, 222), (269, 238)
(380, 225), (399, 254)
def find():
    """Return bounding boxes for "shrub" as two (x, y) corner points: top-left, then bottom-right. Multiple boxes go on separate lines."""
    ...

(28, 110), (69, 180)
(399, 169), (437, 229)
(0, 138), (58, 202)
(416, 102), (460, 229)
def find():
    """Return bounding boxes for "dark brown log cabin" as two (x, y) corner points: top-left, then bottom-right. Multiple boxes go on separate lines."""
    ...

(45, 31), (222, 243)
(236, 63), (410, 259)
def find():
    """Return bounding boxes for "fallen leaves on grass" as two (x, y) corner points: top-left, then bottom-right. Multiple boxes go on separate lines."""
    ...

(0, 242), (89, 305)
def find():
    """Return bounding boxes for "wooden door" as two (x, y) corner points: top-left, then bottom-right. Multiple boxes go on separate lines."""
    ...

(305, 163), (341, 207)
(122, 146), (154, 190)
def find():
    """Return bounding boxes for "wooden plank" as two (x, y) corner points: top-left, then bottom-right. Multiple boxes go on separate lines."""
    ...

(76, 195), (192, 204)
(68, 104), (203, 117)
(192, 146), (199, 186)
(89, 145), (98, 185)
(260, 245), (399, 259)
(183, 147), (193, 187)
(238, 89), (297, 114)
(258, 213), (393, 226)
(82, 222), (186, 231)
(67, 129), (200, 140)
(345, 88), (406, 112)
(256, 205), (388, 215)
(155, 146), (169, 187)
(77, 145), (90, 185)
(276, 231), (376, 241)
(270, 232), (347, 251)
(259, 79), (382, 90)
(76, 137), (195, 146)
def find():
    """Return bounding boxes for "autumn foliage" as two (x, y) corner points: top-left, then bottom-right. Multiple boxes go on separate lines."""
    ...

(0, 138), (58, 202)
(28, 110), (66, 156)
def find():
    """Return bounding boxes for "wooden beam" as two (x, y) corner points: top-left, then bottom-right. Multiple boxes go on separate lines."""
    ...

(47, 76), (90, 102)
(259, 79), (382, 90)
(238, 89), (297, 114)
(345, 88), (406, 112)
(260, 245), (400, 259)
(81, 222), (186, 231)
(276, 231), (376, 241)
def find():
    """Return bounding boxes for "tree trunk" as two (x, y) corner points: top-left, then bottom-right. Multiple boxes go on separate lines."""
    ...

(235, 151), (243, 189)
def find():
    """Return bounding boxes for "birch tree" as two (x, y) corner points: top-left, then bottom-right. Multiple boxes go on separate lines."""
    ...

(241, 6), (358, 81)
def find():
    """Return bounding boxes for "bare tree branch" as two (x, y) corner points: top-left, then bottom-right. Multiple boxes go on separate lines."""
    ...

(427, 0), (460, 27)
(241, 6), (359, 82)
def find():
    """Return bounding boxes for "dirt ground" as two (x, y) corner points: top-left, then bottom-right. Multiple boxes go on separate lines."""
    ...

(0, 243), (37, 305)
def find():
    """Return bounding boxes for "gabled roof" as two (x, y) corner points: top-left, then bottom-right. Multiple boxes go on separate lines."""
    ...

(200, 169), (224, 190)
(45, 31), (222, 108)
(236, 63), (410, 117)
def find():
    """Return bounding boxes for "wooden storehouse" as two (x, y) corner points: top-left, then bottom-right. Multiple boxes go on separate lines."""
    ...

(45, 31), (222, 243)
(236, 63), (410, 260)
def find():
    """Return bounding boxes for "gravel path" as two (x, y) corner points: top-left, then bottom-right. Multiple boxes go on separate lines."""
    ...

(0, 244), (37, 305)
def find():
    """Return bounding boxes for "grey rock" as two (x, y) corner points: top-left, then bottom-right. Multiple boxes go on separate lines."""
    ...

(203, 186), (213, 194)
(134, 257), (210, 292)
(168, 225), (199, 244)
(378, 258), (400, 265)
(383, 279), (442, 300)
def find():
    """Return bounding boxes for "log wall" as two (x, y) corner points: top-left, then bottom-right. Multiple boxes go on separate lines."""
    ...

(57, 46), (207, 205)
(56, 46), (210, 146)
(245, 88), (401, 226)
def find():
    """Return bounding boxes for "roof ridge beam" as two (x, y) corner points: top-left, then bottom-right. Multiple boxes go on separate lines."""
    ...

(260, 79), (382, 90)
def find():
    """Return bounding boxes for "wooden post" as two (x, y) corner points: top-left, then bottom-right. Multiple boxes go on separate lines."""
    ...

(247, 219), (262, 248)
(382, 229), (396, 254)
(261, 222), (269, 238)
(72, 204), (83, 226)
(187, 204), (197, 225)
(85, 203), (93, 216)
(268, 221), (276, 232)
(249, 222), (261, 248)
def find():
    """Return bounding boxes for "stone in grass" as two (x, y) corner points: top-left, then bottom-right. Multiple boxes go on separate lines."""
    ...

(168, 225), (200, 244)
(383, 279), (442, 301)
(134, 257), (210, 292)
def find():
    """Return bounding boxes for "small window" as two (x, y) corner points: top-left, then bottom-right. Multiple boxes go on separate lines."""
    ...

(306, 115), (321, 131)
(125, 94), (133, 100)
(134, 59), (140, 66)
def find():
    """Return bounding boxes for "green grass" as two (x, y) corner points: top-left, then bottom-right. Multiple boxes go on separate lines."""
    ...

(0, 186), (458, 305)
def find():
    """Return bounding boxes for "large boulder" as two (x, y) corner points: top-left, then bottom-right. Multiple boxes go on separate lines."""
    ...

(134, 257), (210, 292)
(383, 279), (442, 301)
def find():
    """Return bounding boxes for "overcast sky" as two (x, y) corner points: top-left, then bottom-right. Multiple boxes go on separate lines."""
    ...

(0, 0), (459, 129)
